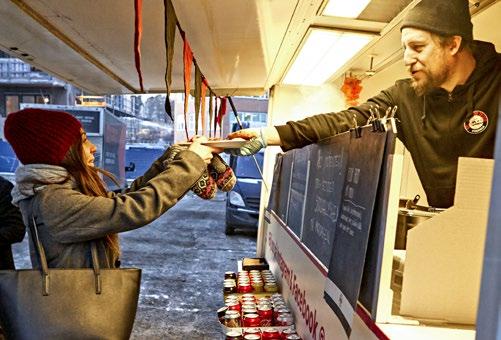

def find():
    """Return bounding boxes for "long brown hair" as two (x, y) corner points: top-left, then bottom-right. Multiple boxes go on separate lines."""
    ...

(61, 133), (121, 261)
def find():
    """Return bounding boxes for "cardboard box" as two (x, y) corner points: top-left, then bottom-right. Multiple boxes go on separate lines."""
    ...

(400, 158), (494, 324)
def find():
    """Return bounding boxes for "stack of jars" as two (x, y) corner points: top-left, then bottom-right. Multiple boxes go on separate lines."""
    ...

(225, 327), (302, 339)
(270, 294), (295, 327)
(221, 293), (295, 328)
(224, 271), (238, 294)
(224, 270), (279, 295)
(220, 270), (300, 339)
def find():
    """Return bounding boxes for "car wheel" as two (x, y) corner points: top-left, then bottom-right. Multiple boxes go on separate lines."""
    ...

(225, 224), (235, 235)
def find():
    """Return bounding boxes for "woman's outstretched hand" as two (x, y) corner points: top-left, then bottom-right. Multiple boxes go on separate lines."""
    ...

(188, 136), (222, 164)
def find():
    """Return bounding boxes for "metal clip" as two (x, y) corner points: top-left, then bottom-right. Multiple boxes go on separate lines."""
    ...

(367, 105), (376, 124)
(384, 106), (392, 118)
(370, 105), (386, 132)
(388, 105), (398, 133)
(375, 104), (381, 119)
(351, 115), (362, 138)
(389, 105), (398, 119)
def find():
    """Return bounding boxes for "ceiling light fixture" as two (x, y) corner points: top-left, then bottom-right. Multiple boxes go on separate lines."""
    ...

(322, 0), (371, 18)
(282, 28), (374, 86)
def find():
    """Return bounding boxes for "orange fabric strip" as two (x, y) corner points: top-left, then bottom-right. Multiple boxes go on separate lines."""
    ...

(194, 65), (202, 135)
(182, 31), (193, 140)
(200, 79), (208, 136)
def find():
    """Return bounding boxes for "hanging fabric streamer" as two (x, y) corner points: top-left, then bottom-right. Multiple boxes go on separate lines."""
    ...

(194, 65), (202, 135)
(213, 96), (219, 137)
(201, 78), (208, 136)
(163, 0), (176, 121)
(134, 0), (145, 92)
(182, 31), (193, 140)
(208, 91), (214, 138)
(217, 97), (227, 137)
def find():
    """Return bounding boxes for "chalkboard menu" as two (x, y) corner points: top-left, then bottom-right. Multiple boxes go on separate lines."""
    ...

(302, 133), (349, 267)
(286, 147), (311, 238)
(267, 154), (283, 214)
(265, 123), (397, 332)
(324, 127), (388, 335)
(277, 151), (293, 223)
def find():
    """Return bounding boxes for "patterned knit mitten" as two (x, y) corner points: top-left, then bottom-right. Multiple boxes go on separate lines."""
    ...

(208, 154), (236, 192)
(191, 170), (217, 200)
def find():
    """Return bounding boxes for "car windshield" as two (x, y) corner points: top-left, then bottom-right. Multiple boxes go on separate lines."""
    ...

(234, 153), (264, 179)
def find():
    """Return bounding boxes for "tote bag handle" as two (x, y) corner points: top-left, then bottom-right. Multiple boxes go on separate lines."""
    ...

(29, 207), (102, 296)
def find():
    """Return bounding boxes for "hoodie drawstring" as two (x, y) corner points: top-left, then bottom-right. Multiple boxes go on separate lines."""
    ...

(421, 95), (427, 128)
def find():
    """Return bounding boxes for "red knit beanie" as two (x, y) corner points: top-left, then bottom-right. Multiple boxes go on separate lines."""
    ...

(4, 108), (82, 165)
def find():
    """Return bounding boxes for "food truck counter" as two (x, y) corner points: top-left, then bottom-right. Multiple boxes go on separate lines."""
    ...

(260, 124), (493, 339)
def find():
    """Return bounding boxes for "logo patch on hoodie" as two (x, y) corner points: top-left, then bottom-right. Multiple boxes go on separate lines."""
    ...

(464, 110), (488, 134)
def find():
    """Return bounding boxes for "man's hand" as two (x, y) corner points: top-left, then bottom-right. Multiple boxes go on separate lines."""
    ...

(227, 128), (261, 140)
(226, 128), (267, 156)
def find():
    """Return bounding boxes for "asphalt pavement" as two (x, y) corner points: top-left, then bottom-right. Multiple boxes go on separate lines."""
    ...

(12, 191), (257, 339)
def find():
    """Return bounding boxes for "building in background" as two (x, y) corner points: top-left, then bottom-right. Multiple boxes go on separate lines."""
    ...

(227, 96), (268, 130)
(119, 95), (174, 146)
(173, 95), (268, 143)
(0, 52), (174, 178)
(0, 50), (79, 116)
(1, 51), (265, 179)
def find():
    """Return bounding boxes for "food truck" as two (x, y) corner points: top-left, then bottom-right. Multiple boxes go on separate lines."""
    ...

(1, 0), (499, 339)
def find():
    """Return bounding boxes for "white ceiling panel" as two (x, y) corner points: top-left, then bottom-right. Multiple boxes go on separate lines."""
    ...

(0, 0), (299, 95)
(0, 0), (497, 96)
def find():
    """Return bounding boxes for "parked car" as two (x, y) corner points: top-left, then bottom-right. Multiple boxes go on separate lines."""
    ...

(225, 152), (264, 235)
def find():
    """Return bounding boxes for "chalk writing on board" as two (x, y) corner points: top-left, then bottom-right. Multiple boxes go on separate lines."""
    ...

(287, 147), (310, 237)
(313, 196), (338, 222)
(302, 133), (349, 267)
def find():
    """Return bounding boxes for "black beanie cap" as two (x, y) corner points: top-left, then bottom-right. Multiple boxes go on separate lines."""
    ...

(401, 0), (473, 41)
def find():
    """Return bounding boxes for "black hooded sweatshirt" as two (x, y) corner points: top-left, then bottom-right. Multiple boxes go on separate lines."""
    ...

(276, 41), (500, 208)
(0, 176), (25, 269)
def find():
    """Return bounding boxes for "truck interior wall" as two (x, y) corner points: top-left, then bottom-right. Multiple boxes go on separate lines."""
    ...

(259, 0), (500, 252)
(356, 1), (500, 206)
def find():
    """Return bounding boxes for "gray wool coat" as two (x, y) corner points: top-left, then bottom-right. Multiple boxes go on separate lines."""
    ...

(18, 150), (206, 269)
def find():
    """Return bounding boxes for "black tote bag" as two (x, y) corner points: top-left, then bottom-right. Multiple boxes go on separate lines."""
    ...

(0, 214), (142, 340)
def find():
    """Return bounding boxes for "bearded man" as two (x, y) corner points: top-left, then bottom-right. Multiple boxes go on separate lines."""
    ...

(227, 0), (500, 208)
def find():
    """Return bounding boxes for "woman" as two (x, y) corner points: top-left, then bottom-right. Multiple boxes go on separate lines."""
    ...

(4, 108), (218, 268)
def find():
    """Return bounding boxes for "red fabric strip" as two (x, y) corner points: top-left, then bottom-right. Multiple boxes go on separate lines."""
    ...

(217, 97), (227, 138)
(134, 0), (144, 92)
(213, 96), (219, 137)
(217, 97), (227, 127)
